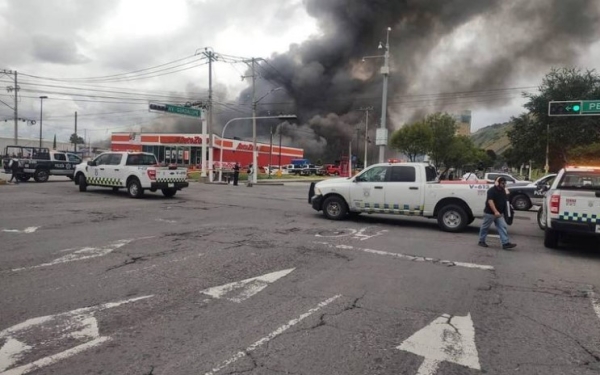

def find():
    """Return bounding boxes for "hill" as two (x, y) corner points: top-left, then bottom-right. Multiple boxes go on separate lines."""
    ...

(470, 121), (512, 154)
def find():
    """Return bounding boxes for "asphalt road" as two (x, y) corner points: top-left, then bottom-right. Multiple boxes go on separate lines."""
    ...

(0, 176), (599, 375)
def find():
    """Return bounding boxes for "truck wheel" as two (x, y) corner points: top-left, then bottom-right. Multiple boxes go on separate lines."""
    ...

(512, 194), (532, 211)
(537, 207), (547, 231)
(322, 196), (348, 220)
(17, 174), (31, 182)
(127, 178), (144, 198)
(544, 228), (559, 248)
(161, 188), (177, 198)
(437, 204), (468, 232)
(78, 176), (87, 192)
(33, 169), (49, 182)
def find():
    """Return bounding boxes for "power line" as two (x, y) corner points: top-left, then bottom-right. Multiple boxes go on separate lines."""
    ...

(19, 54), (204, 82)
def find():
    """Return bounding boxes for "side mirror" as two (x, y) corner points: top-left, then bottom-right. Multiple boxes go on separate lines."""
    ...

(87, 161), (96, 166)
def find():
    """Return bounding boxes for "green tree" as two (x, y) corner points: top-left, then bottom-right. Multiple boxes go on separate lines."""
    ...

(508, 68), (600, 171)
(425, 113), (458, 168)
(389, 120), (432, 161)
(70, 133), (85, 146)
(52, 134), (57, 150)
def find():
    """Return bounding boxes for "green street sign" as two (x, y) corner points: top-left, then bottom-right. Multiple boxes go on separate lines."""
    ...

(149, 103), (201, 118)
(582, 100), (600, 114)
(166, 104), (201, 117)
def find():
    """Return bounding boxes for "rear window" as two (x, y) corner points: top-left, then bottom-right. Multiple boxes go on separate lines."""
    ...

(558, 171), (600, 190)
(126, 154), (157, 166)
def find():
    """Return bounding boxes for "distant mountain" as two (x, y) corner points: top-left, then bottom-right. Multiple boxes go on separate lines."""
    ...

(470, 121), (512, 154)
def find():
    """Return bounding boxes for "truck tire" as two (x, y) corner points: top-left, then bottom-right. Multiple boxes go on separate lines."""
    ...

(33, 169), (50, 183)
(78, 176), (87, 192)
(544, 228), (559, 248)
(437, 204), (468, 232)
(511, 194), (532, 211)
(17, 174), (31, 182)
(537, 206), (546, 231)
(127, 178), (144, 198)
(161, 188), (177, 198)
(322, 196), (348, 220)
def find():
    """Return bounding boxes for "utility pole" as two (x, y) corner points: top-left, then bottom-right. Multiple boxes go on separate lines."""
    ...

(13, 71), (18, 145)
(377, 28), (391, 163)
(357, 107), (373, 168)
(74, 111), (78, 152)
(203, 48), (216, 182)
(2, 70), (19, 145)
(269, 125), (273, 178)
(355, 127), (360, 167)
(279, 125), (283, 168)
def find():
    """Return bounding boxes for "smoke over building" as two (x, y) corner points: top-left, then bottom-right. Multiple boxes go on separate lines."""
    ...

(159, 0), (600, 162)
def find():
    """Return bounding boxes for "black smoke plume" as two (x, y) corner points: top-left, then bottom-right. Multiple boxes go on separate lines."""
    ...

(161, 0), (600, 163)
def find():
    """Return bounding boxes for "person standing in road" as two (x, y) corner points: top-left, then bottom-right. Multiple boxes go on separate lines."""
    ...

(478, 177), (517, 249)
(8, 157), (20, 184)
(246, 164), (254, 187)
(233, 162), (240, 186)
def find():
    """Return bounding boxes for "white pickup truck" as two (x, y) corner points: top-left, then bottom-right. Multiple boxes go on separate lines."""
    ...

(74, 151), (189, 198)
(538, 165), (600, 248)
(309, 162), (493, 232)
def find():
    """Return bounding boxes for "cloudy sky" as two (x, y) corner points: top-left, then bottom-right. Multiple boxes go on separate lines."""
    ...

(1, 0), (600, 158)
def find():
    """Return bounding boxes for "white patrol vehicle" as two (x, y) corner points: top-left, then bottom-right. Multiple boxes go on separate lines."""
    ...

(538, 165), (600, 248)
(74, 151), (189, 198)
(309, 162), (494, 232)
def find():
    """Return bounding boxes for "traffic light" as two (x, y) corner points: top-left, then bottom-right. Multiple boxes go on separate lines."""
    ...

(149, 103), (168, 112)
(548, 101), (582, 116)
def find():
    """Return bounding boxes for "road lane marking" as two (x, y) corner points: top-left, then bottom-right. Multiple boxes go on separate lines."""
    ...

(588, 287), (600, 322)
(11, 237), (155, 272)
(397, 313), (481, 375)
(315, 227), (388, 241)
(1, 227), (39, 234)
(200, 268), (295, 303)
(0, 296), (152, 375)
(314, 242), (494, 271)
(203, 295), (342, 375)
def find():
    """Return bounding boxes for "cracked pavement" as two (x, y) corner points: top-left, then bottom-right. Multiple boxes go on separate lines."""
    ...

(0, 178), (599, 375)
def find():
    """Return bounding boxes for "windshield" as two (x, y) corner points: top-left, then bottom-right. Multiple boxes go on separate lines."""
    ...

(557, 171), (600, 190)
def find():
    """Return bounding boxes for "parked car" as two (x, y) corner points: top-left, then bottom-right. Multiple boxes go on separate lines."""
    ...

(507, 174), (557, 211)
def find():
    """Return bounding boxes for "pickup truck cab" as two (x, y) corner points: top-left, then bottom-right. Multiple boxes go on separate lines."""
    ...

(309, 162), (493, 232)
(74, 151), (188, 198)
(539, 166), (600, 248)
(3, 146), (81, 182)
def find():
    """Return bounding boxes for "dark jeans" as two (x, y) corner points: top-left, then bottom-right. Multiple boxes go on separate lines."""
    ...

(9, 171), (19, 183)
(233, 172), (239, 186)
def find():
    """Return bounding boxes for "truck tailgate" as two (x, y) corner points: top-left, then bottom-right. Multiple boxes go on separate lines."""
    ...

(557, 190), (600, 224)
(156, 168), (188, 183)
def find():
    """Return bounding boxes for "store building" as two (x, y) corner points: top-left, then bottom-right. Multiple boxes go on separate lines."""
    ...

(111, 132), (304, 168)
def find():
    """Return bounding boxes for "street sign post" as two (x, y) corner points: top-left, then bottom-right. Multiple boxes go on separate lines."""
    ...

(149, 103), (201, 118)
(548, 100), (600, 116)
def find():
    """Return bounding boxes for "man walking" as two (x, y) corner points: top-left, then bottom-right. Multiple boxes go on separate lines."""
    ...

(8, 157), (20, 184)
(478, 177), (516, 249)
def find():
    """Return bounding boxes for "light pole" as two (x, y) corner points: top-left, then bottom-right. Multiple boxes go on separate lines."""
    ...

(252, 87), (282, 184)
(218, 114), (296, 182)
(39, 96), (48, 148)
(361, 27), (391, 164)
